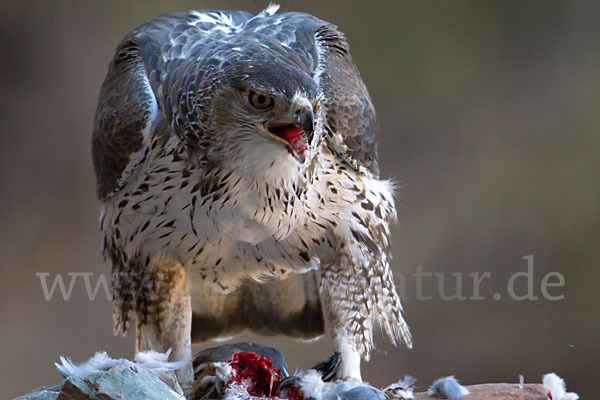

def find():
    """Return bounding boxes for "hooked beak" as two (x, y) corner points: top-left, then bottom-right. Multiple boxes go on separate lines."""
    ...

(263, 96), (316, 163)
(291, 96), (315, 142)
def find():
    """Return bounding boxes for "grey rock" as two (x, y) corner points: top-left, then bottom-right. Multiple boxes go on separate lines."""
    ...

(57, 365), (185, 400)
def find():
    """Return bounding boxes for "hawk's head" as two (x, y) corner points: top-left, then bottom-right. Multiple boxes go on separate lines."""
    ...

(203, 61), (324, 180)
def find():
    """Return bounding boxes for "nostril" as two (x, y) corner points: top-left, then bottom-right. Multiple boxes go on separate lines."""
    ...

(295, 106), (311, 115)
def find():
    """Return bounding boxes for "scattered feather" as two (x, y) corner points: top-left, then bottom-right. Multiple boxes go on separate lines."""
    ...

(427, 376), (470, 399)
(263, 3), (280, 16)
(298, 369), (325, 399)
(384, 375), (417, 399)
(297, 369), (384, 400)
(543, 373), (579, 400)
(55, 349), (188, 379)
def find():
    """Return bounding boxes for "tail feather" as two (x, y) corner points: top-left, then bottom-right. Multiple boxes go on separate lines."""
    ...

(191, 270), (324, 343)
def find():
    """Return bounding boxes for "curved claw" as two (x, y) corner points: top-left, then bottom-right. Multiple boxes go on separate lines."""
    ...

(311, 351), (341, 382)
(277, 375), (302, 390)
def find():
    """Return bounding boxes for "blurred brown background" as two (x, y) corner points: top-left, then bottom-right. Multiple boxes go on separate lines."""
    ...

(1, 0), (598, 398)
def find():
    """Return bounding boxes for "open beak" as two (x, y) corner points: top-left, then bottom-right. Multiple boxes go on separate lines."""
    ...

(264, 97), (315, 163)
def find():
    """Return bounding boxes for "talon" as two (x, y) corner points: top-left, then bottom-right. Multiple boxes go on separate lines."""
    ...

(277, 375), (302, 390)
(311, 352), (341, 382)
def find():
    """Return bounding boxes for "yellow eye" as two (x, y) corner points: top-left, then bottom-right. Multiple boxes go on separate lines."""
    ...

(314, 100), (322, 114)
(249, 92), (273, 109)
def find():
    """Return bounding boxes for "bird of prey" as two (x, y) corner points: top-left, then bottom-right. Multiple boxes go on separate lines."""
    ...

(92, 4), (412, 384)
